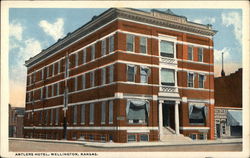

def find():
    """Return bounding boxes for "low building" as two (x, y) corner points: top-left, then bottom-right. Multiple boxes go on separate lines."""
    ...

(214, 68), (242, 138)
(9, 104), (25, 138)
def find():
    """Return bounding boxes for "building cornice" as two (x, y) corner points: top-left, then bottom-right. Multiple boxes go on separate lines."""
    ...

(25, 8), (217, 68)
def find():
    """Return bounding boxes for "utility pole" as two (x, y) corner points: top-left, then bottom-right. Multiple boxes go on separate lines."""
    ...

(63, 52), (69, 140)
(221, 52), (225, 77)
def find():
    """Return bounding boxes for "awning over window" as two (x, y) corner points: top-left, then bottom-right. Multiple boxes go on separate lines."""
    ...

(126, 99), (149, 120)
(227, 110), (242, 126)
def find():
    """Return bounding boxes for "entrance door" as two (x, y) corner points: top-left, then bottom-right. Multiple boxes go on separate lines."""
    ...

(162, 104), (170, 127)
(216, 124), (220, 138)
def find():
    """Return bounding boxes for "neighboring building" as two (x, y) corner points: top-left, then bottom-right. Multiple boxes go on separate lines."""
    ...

(9, 104), (25, 138)
(24, 8), (216, 143)
(214, 68), (242, 138)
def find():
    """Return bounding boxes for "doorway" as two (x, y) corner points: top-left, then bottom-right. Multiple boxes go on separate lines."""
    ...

(216, 124), (220, 138)
(162, 101), (175, 130)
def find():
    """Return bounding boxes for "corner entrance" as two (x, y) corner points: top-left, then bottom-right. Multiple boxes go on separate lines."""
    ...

(162, 101), (175, 130)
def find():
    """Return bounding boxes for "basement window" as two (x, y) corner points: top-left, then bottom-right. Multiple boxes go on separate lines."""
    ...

(128, 134), (136, 142)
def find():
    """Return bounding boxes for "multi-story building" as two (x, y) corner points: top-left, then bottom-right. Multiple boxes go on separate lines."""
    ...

(214, 68), (242, 138)
(24, 8), (216, 143)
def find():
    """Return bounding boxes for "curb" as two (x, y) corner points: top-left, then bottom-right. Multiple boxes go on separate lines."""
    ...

(9, 138), (242, 148)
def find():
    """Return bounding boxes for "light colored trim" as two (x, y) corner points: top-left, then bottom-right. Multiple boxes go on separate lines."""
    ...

(187, 98), (214, 104)
(215, 107), (242, 110)
(118, 18), (213, 39)
(24, 126), (158, 131)
(179, 127), (210, 130)
(178, 87), (214, 92)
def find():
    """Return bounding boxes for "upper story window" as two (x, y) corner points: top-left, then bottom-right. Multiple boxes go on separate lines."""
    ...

(140, 37), (147, 54)
(90, 71), (95, 87)
(109, 35), (114, 53)
(140, 66), (150, 83)
(75, 52), (79, 66)
(126, 34), (134, 52)
(74, 77), (78, 91)
(82, 74), (86, 89)
(83, 49), (86, 64)
(188, 73), (194, 87)
(55, 108), (59, 125)
(198, 74), (205, 88)
(188, 46), (193, 60)
(109, 65), (114, 83)
(58, 61), (61, 73)
(91, 44), (95, 60)
(101, 39), (106, 56)
(161, 68), (175, 86)
(41, 69), (44, 80)
(101, 68), (106, 85)
(127, 65), (137, 82)
(160, 40), (174, 58)
(198, 48), (203, 62)
(73, 105), (77, 124)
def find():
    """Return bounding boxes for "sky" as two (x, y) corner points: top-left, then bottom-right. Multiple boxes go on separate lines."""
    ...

(8, 8), (242, 107)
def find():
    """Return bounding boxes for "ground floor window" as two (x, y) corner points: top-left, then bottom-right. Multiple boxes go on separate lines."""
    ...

(89, 135), (94, 141)
(189, 103), (207, 124)
(140, 134), (149, 141)
(126, 99), (149, 124)
(128, 134), (136, 142)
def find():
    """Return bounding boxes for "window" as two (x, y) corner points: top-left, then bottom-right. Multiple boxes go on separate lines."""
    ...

(198, 74), (205, 88)
(140, 134), (149, 141)
(46, 67), (49, 78)
(81, 104), (85, 124)
(50, 109), (53, 124)
(189, 103), (207, 124)
(89, 135), (94, 141)
(90, 71), (95, 87)
(89, 103), (94, 124)
(127, 100), (149, 124)
(91, 44), (95, 60)
(101, 135), (106, 142)
(51, 85), (54, 97)
(73, 106), (77, 124)
(109, 65), (114, 83)
(39, 111), (43, 124)
(101, 39), (106, 56)
(126, 34), (134, 52)
(188, 73), (194, 87)
(161, 69), (175, 86)
(199, 133), (207, 140)
(160, 40), (174, 57)
(52, 64), (55, 76)
(188, 46), (193, 60)
(198, 48), (203, 62)
(109, 101), (113, 124)
(83, 49), (86, 64)
(101, 68), (106, 85)
(45, 110), (48, 124)
(140, 67), (150, 83)
(74, 77), (78, 91)
(222, 123), (226, 134)
(82, 74), (86, 89)
(127, 65), (136, 82)
(140, 37), (147, 54)
(75, 52), (79, 66)
(41, 69), (44, 80)
(55, 108), (59, 125)
(189, 134), (196, 140)
(40, 88), (43, 100)
(128, 134), (136, 142)
(57, 82), (59, 95)
(33, 72), (36, 82)
(58, 61), (61, 73)
(46, 86), (48, 98)
(101, 102), (106, 124)
(109, 36), (114, 52)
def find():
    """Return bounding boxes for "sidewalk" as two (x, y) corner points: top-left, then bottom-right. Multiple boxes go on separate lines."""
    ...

(9, 137), (242, 148)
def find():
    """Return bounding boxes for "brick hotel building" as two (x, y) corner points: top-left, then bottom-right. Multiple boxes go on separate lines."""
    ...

(24, 8), (216, 143)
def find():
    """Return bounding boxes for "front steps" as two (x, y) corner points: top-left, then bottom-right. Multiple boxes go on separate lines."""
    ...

(161, 126), (193, 142)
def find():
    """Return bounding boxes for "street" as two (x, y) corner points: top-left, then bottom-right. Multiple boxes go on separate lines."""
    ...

(9, 139), (242, 152)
